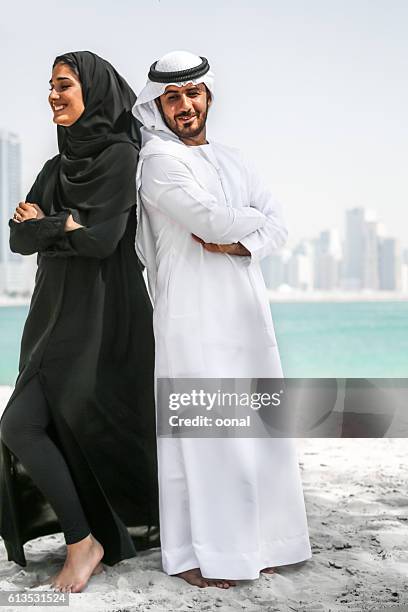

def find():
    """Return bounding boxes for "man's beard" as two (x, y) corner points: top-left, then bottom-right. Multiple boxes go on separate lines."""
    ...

(159, 100), (209, 140)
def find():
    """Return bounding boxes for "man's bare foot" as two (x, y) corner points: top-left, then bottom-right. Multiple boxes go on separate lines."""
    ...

(51, 534), (104, 593)
(261, 566), (277, 574)
(174, 568), (210, 588)
(206, 577), (237, 588)
(174, 568), (236, 589)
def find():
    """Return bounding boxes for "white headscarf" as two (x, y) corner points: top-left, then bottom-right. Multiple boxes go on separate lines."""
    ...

(133, 50), (215, 140)
(132, 51), (215, 299)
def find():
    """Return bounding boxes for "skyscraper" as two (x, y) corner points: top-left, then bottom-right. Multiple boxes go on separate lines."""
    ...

(363, 217), (379, 290)
(379, 238), (402, 291)
(261, 251), (288, 290)
(343, 207), (380, 290)
(0, 130), (23, 293)
(287, 241), (314, 291)
(402, 249), (408, 294)
(343, 208), (366, 290)
(314, 229), (341, 290)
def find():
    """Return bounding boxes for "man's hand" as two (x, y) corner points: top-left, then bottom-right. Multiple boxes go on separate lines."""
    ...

(13, 202), (45, 223)
(192, 234), (250, 256)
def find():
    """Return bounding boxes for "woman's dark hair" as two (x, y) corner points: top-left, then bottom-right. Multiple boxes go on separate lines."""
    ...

(53, 55), (80, 76)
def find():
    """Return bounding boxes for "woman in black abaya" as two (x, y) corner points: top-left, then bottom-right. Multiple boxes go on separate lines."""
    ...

(0, 51), (159, 592)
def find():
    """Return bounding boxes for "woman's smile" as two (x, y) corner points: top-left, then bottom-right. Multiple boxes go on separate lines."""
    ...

(52, 103), (67, 112)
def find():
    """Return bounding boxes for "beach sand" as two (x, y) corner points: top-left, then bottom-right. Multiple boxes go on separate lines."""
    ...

(1, 385), (407, 611)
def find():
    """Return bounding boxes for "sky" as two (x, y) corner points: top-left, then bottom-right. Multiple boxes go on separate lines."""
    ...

(1, 0), (407, 248)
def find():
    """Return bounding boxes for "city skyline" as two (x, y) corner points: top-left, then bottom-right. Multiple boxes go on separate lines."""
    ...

(0, 129), (406, 297)
(262, 205), (407, 293)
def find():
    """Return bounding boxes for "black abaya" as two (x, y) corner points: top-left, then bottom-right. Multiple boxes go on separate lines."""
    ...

(0, 51), (159, 566)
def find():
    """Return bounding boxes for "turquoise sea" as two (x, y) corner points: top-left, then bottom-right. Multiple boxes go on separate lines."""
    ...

(0, 301), (407, 385)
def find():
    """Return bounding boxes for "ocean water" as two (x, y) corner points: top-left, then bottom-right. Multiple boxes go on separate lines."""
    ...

(0, 301), (407, 386)
(271, 301), (408, 378)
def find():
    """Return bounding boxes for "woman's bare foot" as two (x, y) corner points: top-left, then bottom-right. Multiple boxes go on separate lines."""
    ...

(174, 568), (236, 589)
(261, 566), (277, 574)
(51, 534), (104, 593)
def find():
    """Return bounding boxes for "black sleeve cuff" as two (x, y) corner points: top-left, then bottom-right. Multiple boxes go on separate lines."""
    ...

(38, 210), (78, 257)
(36, 211), (70, 246)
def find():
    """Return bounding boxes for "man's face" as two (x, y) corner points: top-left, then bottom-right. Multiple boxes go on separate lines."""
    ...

(156, 82), (211, 141)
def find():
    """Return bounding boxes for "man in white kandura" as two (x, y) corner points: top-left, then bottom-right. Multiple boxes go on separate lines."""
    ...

(133, 50), (312, 589)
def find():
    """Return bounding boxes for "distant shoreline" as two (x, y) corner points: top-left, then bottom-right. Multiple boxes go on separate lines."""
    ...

(1, 292), (408, 308)
(0, 298), (30, 307)
(267, 291), (408, 303)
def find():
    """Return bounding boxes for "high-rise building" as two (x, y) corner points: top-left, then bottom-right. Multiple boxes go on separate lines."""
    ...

(343, 207), (380, 290)
(0, 131), (26, 294)
(343, 207), (365, 289)
(261, 250), (288, 290)
(287, 241), (314, 290)
(363, 217), (379, 290)
(0, 131), (21, 261)
(378, 238), (401, 291)
(401, 249), (408, 294)
(313, 229), (341, 290)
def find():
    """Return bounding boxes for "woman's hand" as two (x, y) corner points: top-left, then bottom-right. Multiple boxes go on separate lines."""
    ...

(64, 214), (83, 232)
(192, 234), (250, 256)
(30, 204), (45, 219)
(13, 202), (45, 223)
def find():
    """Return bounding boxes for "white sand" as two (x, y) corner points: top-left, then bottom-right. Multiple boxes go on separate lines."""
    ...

(1, 385), (408, 611)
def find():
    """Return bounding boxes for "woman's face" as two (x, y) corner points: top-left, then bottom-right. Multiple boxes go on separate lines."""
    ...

(48, 62), (85, 126)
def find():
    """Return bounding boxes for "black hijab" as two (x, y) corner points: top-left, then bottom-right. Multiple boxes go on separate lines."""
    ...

(51, 51), (141, 223)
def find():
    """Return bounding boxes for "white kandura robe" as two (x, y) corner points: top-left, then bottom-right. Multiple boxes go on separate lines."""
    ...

(135, 130), (312, 579)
